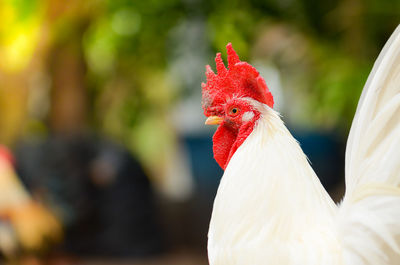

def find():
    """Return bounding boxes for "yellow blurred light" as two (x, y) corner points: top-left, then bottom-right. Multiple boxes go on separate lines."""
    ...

(1, 32), (36, 72)
(0, 3), (42, 73)
(1, 4), (16, 26)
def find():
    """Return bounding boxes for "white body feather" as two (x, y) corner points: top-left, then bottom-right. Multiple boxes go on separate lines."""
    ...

(208, 25), (400, 265)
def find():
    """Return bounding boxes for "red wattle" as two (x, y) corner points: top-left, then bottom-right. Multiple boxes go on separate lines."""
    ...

(212, 119), (257, 170)
(213, 125), (237, 169)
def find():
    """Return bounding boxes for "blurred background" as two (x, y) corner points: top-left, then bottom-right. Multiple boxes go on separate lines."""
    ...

(0, 0), (398, 264)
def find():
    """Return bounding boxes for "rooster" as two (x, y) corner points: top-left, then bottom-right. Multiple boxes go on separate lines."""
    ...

(202, 26), (400, 265)
(0, 146), (62, 259)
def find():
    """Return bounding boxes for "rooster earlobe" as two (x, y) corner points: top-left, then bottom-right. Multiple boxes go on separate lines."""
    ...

(227, 43), (240, 68)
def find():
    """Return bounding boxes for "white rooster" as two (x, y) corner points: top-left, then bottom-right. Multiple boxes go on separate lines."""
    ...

(202, 25), (400, 265)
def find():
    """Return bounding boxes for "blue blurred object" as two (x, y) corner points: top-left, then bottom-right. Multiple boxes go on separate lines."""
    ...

(291, 128), (345, 191)
(183, 135), (223, 197)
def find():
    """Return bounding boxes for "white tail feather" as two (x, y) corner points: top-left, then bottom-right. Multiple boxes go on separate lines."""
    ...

(345, 25), (400, 191)
(339, 25), (400, 265)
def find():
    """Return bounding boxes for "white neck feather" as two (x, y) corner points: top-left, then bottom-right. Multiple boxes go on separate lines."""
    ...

(208, 104), (339, 264)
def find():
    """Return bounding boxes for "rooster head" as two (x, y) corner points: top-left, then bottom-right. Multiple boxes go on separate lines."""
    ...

(202, 43), (274, 169)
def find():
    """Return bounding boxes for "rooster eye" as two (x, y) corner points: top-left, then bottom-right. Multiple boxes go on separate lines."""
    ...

(229, 107), (239, 116)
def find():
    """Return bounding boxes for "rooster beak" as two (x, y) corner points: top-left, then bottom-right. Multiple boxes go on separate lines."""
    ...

(205, 116), (224, 125)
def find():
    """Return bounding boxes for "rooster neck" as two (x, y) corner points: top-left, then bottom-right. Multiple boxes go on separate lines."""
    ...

(208, 106), (339, 262)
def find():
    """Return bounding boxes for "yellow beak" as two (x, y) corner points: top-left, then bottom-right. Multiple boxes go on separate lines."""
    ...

(205, 116), (224, 125)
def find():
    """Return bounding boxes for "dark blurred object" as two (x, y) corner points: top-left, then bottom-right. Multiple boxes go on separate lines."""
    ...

(15, 135), (163, 257)
(155, 135), (222, 254)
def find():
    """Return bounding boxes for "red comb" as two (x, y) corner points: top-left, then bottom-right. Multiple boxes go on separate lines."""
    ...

(202, 43), (273, 115)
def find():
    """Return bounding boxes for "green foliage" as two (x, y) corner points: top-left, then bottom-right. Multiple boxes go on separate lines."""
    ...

(8, 0), (39, 21)
(2, 0), (400, 156)
(77, 0), (400, 152)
